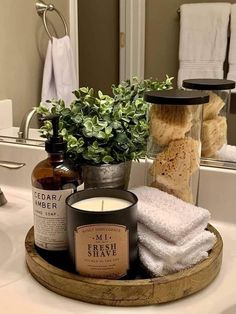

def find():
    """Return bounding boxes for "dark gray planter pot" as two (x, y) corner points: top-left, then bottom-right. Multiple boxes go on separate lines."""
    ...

(82, 161), (132, 190)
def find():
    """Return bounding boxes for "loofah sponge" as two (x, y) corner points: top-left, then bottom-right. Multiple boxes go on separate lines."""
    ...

(201, 116), (227, 157)
(203, 92), (225, 120)
(150, 105), (193, 145)
(149, 137), (199, 190)
(151, 180), (193, 203)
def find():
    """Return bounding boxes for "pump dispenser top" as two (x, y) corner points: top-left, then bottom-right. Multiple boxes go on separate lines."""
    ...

(41, 115), (67, 153)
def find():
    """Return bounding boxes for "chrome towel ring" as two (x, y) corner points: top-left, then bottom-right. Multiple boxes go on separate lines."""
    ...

(36, 1), (68, 40)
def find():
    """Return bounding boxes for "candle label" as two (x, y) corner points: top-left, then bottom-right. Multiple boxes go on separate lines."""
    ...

(74, 224), (129, 279)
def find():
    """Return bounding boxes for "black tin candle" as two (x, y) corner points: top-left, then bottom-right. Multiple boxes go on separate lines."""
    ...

(66, 188), (138, 279)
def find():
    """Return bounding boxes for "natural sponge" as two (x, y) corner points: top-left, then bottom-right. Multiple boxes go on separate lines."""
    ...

(151, 180), (193, 203)
(201, 116), (227, 158)
(149, 137), (199, 190)
(203, 92), (225, 120)
(150, 105), (193, 145)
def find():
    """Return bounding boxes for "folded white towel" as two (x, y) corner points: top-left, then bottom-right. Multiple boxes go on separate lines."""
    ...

(130, 186), (210, 245)
(42, 36), (78, 106)
(138, 223), (216, 265)
(139, 244), (209, 277)
(178, 3), (230, 87)
(139, 245), (164, 277)
(227, 4), (236, 92)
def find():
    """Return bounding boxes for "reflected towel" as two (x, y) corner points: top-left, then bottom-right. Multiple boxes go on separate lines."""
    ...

(130, 186), (210, 245)
(217, 144), (236, 162)
(41, 40), (56, 104)
(227, 4), (236, 92)
(41, 36), (77, 106)
(177, 3), (230, 87)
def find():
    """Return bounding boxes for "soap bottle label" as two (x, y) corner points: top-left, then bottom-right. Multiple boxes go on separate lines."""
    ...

(74, 224), (129, 279)
(32, 187), (73, 251)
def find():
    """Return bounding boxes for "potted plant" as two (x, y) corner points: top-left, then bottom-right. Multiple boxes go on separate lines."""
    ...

(37, 76), (173, 189)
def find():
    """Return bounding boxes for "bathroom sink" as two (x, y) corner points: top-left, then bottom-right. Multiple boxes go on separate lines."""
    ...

(0, 141), (46, 188)
(0, 127), (43, 141)
(0, 187), (33, 288)
(0, 183), (236, 313)
(0, 140), (236, 213)
(0, 141), (236, 313)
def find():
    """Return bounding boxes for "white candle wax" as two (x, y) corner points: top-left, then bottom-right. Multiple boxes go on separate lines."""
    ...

(72, 197), (132, 212)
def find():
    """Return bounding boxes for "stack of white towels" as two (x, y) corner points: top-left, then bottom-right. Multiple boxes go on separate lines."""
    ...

(131, 186), (216, 277)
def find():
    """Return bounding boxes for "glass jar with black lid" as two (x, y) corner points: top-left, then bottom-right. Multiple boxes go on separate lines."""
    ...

(183, 79), (235, 158)
(144, 90), (209, 205)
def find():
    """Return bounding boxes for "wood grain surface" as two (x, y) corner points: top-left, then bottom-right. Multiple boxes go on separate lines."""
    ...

(25, 224), (223, 306)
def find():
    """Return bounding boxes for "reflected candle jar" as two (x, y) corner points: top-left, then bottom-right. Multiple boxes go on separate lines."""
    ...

(66, 188), (138, 279)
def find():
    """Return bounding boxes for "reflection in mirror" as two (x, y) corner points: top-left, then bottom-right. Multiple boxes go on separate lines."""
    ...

(0, 0), (236, 170)
(145, 0), (236, 169)
(0, 0), (69, 141)
(0, 99), (42, 143)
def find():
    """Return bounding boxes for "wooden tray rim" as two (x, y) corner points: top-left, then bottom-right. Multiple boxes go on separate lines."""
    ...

(25, 224), (222, 286)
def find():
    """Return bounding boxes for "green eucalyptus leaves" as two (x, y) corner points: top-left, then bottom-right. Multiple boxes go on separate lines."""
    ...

(37, 76), (173, 165)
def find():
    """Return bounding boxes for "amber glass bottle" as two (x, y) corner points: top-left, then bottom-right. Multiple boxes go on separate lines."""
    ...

(31, 115), (83, 264)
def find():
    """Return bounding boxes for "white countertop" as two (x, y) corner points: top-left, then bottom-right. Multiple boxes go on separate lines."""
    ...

(0, 185), (236, 314)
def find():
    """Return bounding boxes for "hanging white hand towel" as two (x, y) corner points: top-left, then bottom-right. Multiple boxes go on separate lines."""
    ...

(52, 35), (77, 105)
(227, 4), (236, 92)
(41, 40), (57, 105)
(41, 36), (78, 106)
(177, 3), (230, 88)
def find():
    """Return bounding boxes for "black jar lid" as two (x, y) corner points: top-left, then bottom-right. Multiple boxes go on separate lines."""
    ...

(182, 79), (235, 90)
(144, 90), (209, 105)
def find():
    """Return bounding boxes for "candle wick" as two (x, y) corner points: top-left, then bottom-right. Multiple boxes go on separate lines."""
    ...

(101, 200), (104, 211)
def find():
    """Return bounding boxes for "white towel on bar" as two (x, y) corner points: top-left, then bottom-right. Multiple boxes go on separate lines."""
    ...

(177, 3), (230, 88)
(227, 4), (236, 92)
(41, 40), (56, 104)
(138, 223), (216, 265)
(41, 35), (77, 106)
(130, 186), (210, 245)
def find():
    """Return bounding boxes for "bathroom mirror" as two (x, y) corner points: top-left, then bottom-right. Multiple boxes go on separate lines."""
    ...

(142, 0), (236, 169)
(78, 0), (236, 169)
(0, 0), (68, 141)
(0, 0), (236, 169)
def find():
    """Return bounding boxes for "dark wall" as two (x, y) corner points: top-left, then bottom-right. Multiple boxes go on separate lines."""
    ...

(78, 0), (119, 95)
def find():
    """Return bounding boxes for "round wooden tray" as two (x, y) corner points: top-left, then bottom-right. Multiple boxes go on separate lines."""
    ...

(25, 224), (223, 306)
